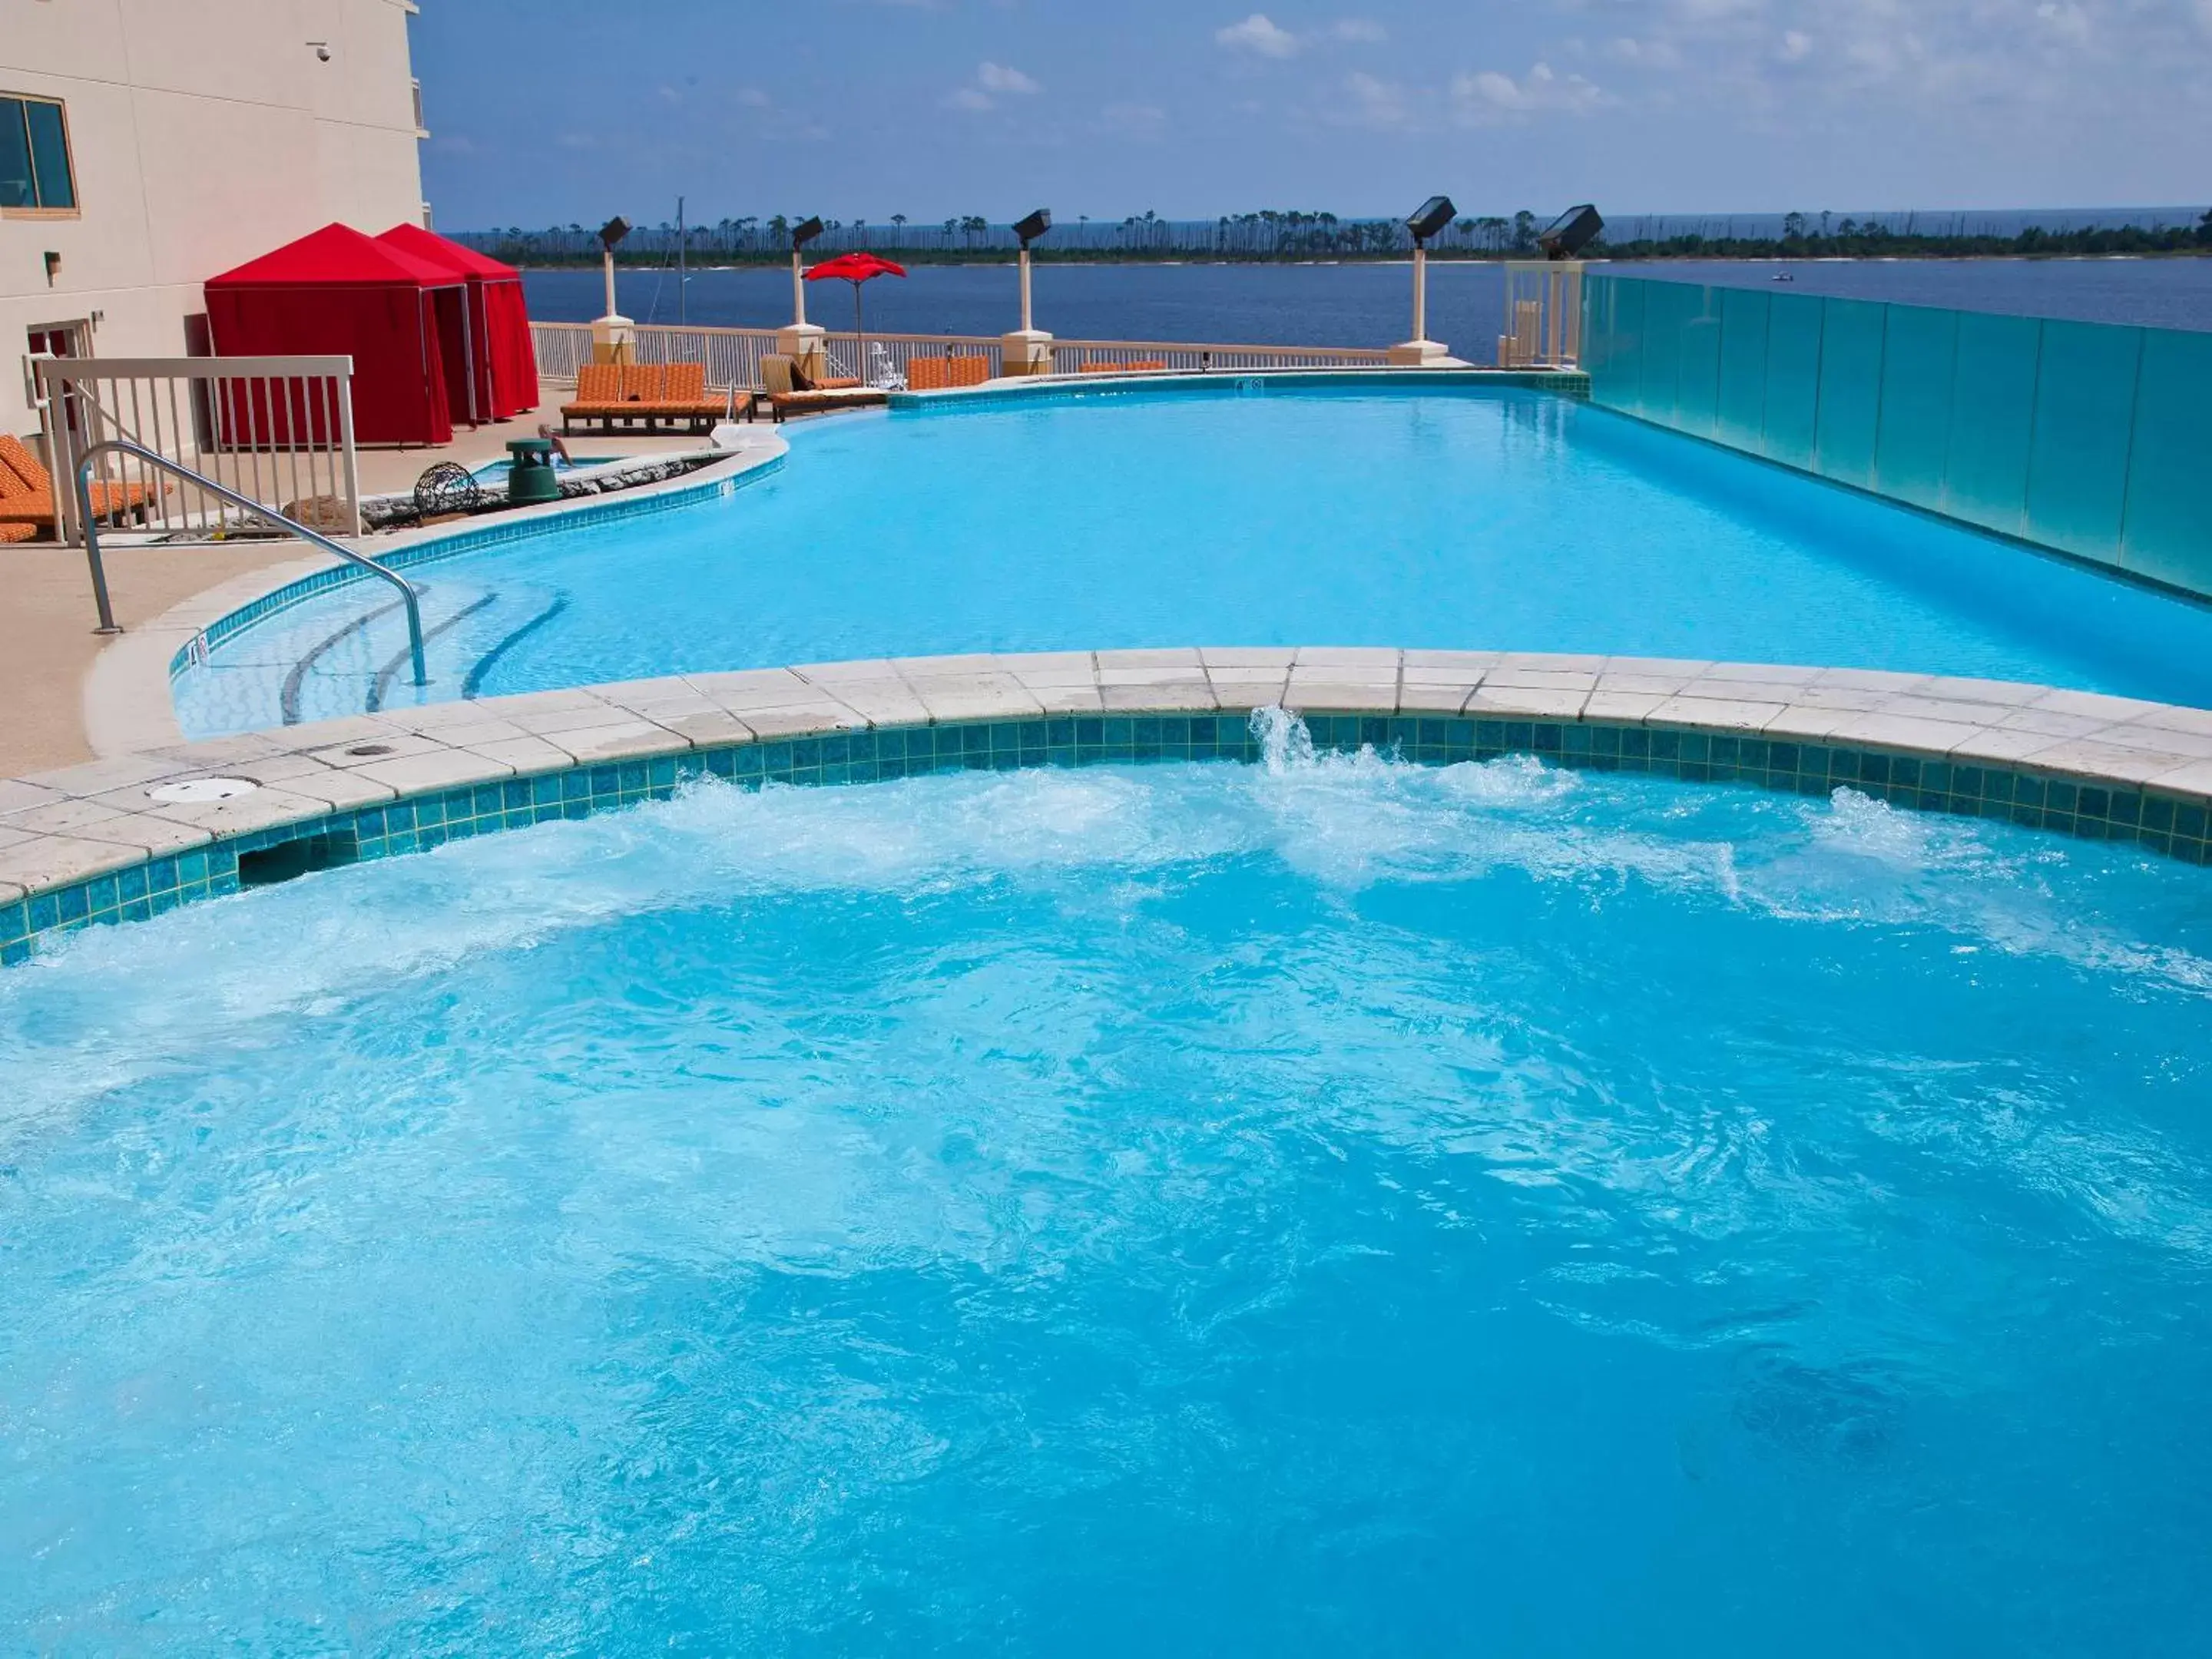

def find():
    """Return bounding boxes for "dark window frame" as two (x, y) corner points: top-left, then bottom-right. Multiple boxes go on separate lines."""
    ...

(0, 93), (79, 217)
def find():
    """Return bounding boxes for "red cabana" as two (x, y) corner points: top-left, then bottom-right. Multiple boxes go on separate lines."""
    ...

(204, 224), (473, 446)
(377, 223), (540, 421)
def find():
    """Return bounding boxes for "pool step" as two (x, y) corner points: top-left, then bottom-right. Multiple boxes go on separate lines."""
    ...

(171, 580), (565, 733)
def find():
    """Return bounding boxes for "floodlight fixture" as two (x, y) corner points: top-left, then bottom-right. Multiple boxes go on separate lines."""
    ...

(1014, 207), (1052, 248)
(1538, 204), (1604, 260)
(1406, 196), (1456, 246)
(792, 216), (826, 248)
(598, 216), (631, 250)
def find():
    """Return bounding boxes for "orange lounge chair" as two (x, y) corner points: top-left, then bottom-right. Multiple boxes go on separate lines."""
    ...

(1078, 359), (1168, 374)
(904, 356), (993, 391)
(757, 355), (887, 423)
(644, 362), (730, 433)
(561, 361), (729, 434)
(558, 363), (626, 432)
(0, 432), (162, 534)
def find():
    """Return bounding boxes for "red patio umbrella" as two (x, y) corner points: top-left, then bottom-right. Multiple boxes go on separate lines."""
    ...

(803, 252), (907, 370)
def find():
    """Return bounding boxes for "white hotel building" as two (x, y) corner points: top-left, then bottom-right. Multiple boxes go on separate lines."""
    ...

(1, 0), (429, 441)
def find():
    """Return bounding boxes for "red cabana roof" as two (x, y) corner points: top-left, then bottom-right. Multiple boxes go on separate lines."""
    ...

(207, 222), (460, 290)
(376, 222), (524, 283)
(374, 224), (538, 422)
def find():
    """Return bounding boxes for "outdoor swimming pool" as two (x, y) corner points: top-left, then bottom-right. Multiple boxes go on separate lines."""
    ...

(173, 382), (2212, 737)
(5, 722), (2210, 1650)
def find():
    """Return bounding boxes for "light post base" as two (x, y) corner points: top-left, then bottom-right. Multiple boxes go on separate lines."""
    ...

(591, 313), (635, 365)
(1000, 329), (1054, 377)
(1386, 338), (1463, 367)
(777, 323), (830, 381)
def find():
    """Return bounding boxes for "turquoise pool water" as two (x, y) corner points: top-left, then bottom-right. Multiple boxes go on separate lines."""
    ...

(5, 726), (2211, 1651)
(174, 385), (2212, 737)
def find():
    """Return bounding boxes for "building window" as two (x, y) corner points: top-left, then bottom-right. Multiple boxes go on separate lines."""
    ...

(1, 94), (78, 215)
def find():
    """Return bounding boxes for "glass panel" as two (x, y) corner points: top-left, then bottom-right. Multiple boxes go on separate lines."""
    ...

(1713, 287), (1770, 452)
(1674, 287), (1724, 440)
(1591, 276), (1647, 416)
(1760, 291), (1823, 469)
(0, 100), (35, 209)
(2120, 326), (2212, 594)
(1637, 280), (1693, 429)
(1942, 313), (2041, 538)
(25, 99), (74, 210)
(1813, 298), (1886, 488)
(1872, 304), (1958, 512)
(2025, 320), (2140, 565)
(1581, 276), (1622, 401)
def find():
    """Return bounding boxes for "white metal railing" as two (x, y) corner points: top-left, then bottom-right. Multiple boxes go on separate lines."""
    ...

(531, 320), (1393, 391)
(531, 322), (1007, 392)
(1499, 261), (1584, 369)
(32, 354), (359, 543)
(531, 321), (598, 384)
(1049, 339), (1389, 373)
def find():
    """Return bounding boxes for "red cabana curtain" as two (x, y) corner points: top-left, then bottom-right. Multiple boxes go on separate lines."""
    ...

(206, 224), (462, 445)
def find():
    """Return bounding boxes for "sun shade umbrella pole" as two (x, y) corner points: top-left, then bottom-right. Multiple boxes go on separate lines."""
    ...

(803, 252), (909, 388)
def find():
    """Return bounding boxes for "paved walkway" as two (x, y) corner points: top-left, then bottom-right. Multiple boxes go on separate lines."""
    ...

(0, 405), (715, 776)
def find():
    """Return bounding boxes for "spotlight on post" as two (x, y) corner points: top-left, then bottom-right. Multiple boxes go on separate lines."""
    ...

(1501, 206), (1601, 371)
(1538, 204), (1604, 260)
(1004, 208), (1055, 377)
(780, 217), (832, 378)
(591, 216), (635, 365)
(1389, 195), (1461, 367)
(1406, 196), (1455, 246)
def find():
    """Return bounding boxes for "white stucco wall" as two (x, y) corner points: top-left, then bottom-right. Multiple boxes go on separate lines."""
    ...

(2, 0), (426, 438)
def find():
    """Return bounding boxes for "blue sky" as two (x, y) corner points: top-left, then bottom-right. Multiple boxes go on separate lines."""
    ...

(416, 1), (2212, 230)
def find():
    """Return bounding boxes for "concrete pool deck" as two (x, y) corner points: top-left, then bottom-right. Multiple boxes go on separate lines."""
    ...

(6, 645), (2212, 962)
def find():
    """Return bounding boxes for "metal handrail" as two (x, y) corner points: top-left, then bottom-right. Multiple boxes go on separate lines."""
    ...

(74, 438), (427, 687)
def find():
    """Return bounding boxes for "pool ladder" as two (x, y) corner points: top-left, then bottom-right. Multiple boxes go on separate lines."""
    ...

(74, 437), (428, 687)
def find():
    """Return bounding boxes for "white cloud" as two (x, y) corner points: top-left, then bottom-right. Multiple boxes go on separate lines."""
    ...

(977, 61), (1042, 95)
(1451, 61), (1608, 122)
(2034, 2), (2091, 45)
(1216, 13), (1302, 58)
(1777, 29), (1813, 62)
(1607, 35), (1685, 69)
(945, 61), (1042, 112)
(1343, 70), (1417, 128)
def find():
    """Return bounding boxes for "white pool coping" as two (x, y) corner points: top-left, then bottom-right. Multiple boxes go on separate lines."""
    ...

(9, 647), (2212, 916)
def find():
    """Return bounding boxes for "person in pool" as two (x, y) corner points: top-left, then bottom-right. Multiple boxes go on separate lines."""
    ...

(535, 424), (574, 464)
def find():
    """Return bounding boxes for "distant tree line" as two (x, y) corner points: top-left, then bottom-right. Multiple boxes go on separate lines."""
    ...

(451, 207), (2212, 267)
(453, 209), (1551, 266)
(1601, 209), (2212, 262)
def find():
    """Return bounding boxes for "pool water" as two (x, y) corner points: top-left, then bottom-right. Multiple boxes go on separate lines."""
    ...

(174, 386), (2212, 737)
(5, 724), (2211, 1652)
